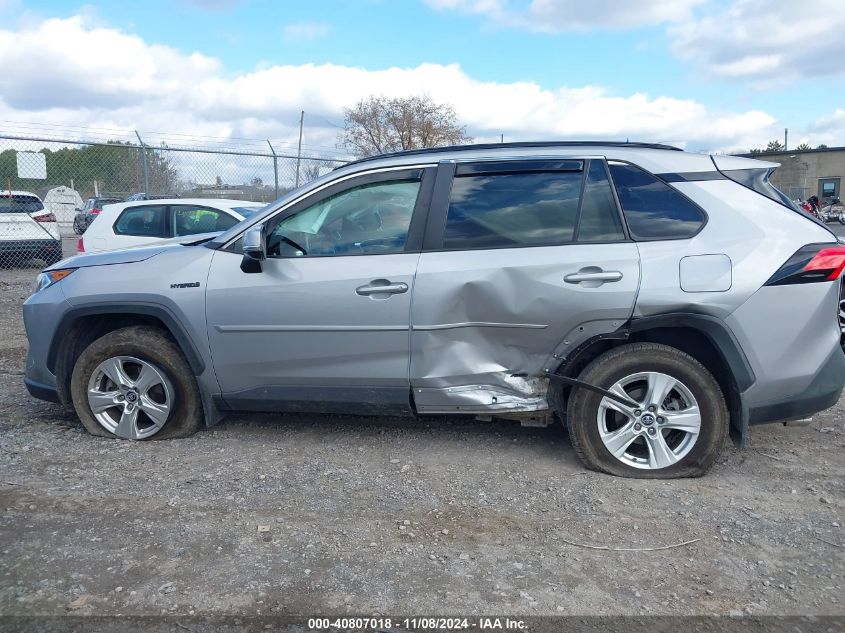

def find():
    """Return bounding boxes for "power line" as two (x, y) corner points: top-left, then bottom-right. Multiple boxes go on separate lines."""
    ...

(0, 121), (353, 159)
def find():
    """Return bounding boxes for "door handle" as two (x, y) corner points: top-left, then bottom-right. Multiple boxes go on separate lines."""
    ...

(564, 269), (623, 285)
(355, 280), (409, 296)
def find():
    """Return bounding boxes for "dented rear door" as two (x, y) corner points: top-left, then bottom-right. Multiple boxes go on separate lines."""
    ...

(410, 158), (641, 415)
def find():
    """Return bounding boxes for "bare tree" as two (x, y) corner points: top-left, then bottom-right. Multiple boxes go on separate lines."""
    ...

(341, 95), (472, 157)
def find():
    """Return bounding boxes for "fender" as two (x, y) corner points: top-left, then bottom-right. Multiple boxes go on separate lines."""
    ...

(625, 312), (756, 391)
(556, 312), (756, 447)
(46, 302), (206, 376)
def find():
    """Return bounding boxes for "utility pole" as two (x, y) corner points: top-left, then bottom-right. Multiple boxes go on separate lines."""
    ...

(267, 140), (279, 198)
(500, 133), (504, 143)
(135, 130), (150, 197)
(295, 110), (305, 188)
(784, 128), (788, 151)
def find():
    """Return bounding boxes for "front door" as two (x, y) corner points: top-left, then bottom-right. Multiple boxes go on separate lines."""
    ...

(410, 158), (641, 414)
(205, 168), (433, 414)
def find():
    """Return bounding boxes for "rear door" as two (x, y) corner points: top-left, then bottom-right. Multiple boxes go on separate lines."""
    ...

(410, 158), (641, 414)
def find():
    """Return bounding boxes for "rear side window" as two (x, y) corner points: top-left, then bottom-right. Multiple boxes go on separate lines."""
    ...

(443, 162), (626, 250)
(0, 195), (44, 213)
(114, 205), (167, 237)
(609, 162), (705, 240)
(443, 171), (582, 249)
(577, 161), (625, 242)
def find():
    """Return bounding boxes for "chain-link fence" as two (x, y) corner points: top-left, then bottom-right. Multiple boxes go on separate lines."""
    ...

(0, 132), (349, 268)
(767, 159), (810, 203)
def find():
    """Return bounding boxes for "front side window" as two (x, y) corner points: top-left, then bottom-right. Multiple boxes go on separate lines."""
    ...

(114, 205), (167, 237)
(267, 179), (420, 257)
(443, 171), (583, 249)
(609, 162), (705, 240)
(171, 205), (238, 236)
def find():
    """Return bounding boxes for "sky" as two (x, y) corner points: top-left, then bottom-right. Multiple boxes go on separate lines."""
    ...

(1, 0), (844, 158)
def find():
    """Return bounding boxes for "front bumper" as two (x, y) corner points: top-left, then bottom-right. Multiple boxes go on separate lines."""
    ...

(24, 376), (61, 403)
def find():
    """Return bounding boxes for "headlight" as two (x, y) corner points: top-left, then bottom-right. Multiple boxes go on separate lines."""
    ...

(32, 269), (75, 294)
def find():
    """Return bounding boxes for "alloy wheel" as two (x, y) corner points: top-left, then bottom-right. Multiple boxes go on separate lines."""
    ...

(87, 356), (175, 439)
(596, 371), (701, 470)
(839, 298), (845, 350)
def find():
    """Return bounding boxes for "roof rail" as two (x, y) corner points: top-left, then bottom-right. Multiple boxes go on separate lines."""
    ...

(339, 140), (682, 169)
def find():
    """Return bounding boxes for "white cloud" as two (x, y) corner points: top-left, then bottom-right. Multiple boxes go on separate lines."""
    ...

(0, 14), (792, 157)
(803, 108), (845, 148)
(670, 0), (845, 82)
(424, 0), (703, 30)
(282, 22), (331, 42)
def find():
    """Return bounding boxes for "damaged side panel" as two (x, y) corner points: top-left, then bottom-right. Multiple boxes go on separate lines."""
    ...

(409, 244), (641, 415)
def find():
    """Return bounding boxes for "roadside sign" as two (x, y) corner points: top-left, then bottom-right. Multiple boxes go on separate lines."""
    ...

(16, 151), (47, 179)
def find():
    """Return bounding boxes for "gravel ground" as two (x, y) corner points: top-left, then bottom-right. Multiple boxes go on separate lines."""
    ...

(0, 264), (843, 619)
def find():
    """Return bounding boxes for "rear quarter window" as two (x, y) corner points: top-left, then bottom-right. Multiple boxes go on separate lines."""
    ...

(609, 162), (705, 240)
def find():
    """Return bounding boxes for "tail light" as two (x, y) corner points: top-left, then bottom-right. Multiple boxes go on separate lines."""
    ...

(77, 237), (85, 253)
(34, 212), (57, 223)
(766, 243), (845, 285)
(91, 208), (102, 215)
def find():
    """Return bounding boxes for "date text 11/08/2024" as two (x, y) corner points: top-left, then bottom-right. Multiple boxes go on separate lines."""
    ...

(307, 617), (528, 630)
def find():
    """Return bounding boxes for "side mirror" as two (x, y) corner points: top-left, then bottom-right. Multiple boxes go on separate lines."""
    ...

(240, 225), (266, 273)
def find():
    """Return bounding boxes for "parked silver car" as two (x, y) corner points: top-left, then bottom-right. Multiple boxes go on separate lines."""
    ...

(23, 142), (845, 478)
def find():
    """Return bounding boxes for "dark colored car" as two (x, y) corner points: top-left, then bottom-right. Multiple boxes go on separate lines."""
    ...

(73, 197), (124, 234)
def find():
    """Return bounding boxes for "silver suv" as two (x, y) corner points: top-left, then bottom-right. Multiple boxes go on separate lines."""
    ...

(23, 142), (845, 478)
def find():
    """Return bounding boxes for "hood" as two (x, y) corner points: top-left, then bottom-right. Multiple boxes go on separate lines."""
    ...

(46, 244), (173, 270)
(47, 233), (222, 271)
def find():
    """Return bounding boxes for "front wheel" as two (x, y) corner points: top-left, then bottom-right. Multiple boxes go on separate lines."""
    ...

(564, 343), (728, 478)
(70, 326), (203, 440)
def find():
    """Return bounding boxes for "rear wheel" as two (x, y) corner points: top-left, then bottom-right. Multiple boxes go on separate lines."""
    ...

(839, 291), (845, 351)
(564, 343), (728, 478)
(70, 326), (203, 440)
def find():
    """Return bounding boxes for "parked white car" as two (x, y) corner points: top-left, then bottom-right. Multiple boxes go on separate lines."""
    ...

(0, 190), (62, 266)
(78, 198), (266, 253)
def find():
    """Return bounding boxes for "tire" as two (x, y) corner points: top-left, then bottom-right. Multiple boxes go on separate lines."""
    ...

(70, 326), (203, 440)
(563, 343), (728, 478)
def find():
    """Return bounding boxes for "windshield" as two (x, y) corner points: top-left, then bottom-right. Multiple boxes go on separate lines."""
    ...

(0, 195), (44, 213)
(233, 205), (266, 217)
